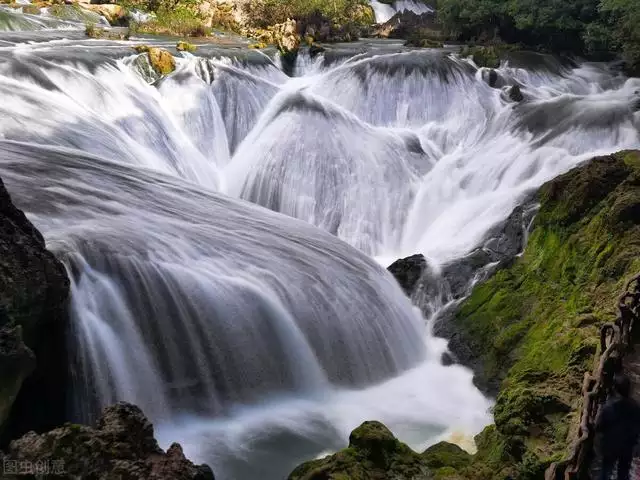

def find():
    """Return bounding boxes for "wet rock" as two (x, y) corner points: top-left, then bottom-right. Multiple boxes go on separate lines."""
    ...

(274, 18), (300, 53)
(177, 41), (197, 53)
(372, 10), (438, 41)
(148, 47), (176, 76)
(0, 176), (69, 442)
(507, 85), (524, 102)
(387, 254), (427, 295)
(460, 45), (501, 69)
(0, 326), (35, 431)
(387, 199), (537, 379)
(481, 68), (500, 88)
(309, 44), (325, 57)
(81, 4), (124, 24)
(288, 421), (432, 480)
(2, 402), (215, 479)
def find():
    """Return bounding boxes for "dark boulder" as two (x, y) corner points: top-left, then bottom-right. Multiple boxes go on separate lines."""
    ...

(1, 402), (215, 479)
(387, 200), (537, 382)
(387, 254), (427, 295)
(0, 177), (70, 443)
(507, 85), (524, 102)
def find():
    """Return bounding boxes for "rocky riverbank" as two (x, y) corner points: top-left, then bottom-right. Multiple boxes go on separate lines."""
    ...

(290, 152), (640, 479)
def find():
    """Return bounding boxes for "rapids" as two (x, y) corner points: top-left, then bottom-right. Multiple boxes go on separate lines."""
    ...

(0, 14), (639, 479)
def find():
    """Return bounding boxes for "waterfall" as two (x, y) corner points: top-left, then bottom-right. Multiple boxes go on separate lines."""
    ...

(0, 25), (638, 479)
(369, 0), (434, 24)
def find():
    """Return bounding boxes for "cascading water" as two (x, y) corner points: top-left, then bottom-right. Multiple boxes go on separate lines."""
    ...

(369, 0), (433, 24)
(1, 15), (639, 479)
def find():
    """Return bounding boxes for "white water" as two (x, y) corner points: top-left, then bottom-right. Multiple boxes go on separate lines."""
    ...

(370, 0), (433, 24)
(0, 28), (639, 480)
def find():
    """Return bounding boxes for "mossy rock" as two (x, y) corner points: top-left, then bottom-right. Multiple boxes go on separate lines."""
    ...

(460, 46), (501, 68)
(447, 151), (640, 478)
(176, 41), (197, 52)
(288, 421), (432, 480)
(422, 442), (471, 470)
(22, 4), (40, 15)
(248, 42), (268, 49)
(406, 37), (443, 48)
(144, 47), (175, 76)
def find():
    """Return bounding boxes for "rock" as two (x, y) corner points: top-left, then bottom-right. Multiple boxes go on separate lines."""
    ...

(460, 46), (501, 69)
(309, 44), (325, 57)
(507, 85), (524, 102)
(372, 10), (439, 40)
(0, 326), (35, 431)
(81, 3), (124, 24)
(1, 402), (215, 479)
(387, 254), (428, 295)
(405, 37), (443, 48)
(274, 18), (300, 53)
(422, 442), (472, 470)
(0, 176), (69, 443)
(176, 41), (197, 52)
(288, 421), (432, 480)
(147, 47), (176, 76)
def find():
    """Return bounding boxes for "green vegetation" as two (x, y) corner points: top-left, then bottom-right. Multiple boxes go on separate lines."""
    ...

(438, 0), (640, 72)
(288, 421), (431, 480)
(446, 151), (640, 478)
(176, 40), (197, 52)
(243, 0), (374, 29)
(130, 7), (209, 37)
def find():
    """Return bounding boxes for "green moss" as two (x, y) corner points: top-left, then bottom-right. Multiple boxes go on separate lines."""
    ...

(288, 421), (431, 480)
(422, 442), (472, 470)
(459, 45), (501, 68)
(450, 151), (640, 478)
(176, 41), (197, 52)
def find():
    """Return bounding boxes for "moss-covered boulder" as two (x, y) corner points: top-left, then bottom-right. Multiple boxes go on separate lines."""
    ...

(177, 41), (197, 52)
(445, 151), (640, 478)
(140, 47), (176, 76)
(459, 46), (501, 68)
(289, 421), (432, 480)
(422, 442), (472, 472)
(1, 402), (215, 479)
(0, 177), (69, 443)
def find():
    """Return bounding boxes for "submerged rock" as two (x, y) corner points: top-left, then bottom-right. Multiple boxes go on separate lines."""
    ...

(0, 177), (69, 442)
(288, 421), (432, 480)
(1, 402), (215, 479)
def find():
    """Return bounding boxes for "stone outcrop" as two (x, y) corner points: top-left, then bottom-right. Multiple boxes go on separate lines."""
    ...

(372, 10), (443, 47)
(133, 46), (176, 76)
(1, 402), (215, 479)
(387, 254), (428, 295)
(0, 177), (69, 443)
(288, 421), (432, 480)
(427, 151), (640, 478)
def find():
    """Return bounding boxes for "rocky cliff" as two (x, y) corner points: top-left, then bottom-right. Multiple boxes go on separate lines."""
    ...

(0, 177), (70, 444)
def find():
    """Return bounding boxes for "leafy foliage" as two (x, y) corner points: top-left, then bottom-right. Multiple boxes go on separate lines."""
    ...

(437, 0), (640, 66)
(243, 0), (374, 29)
